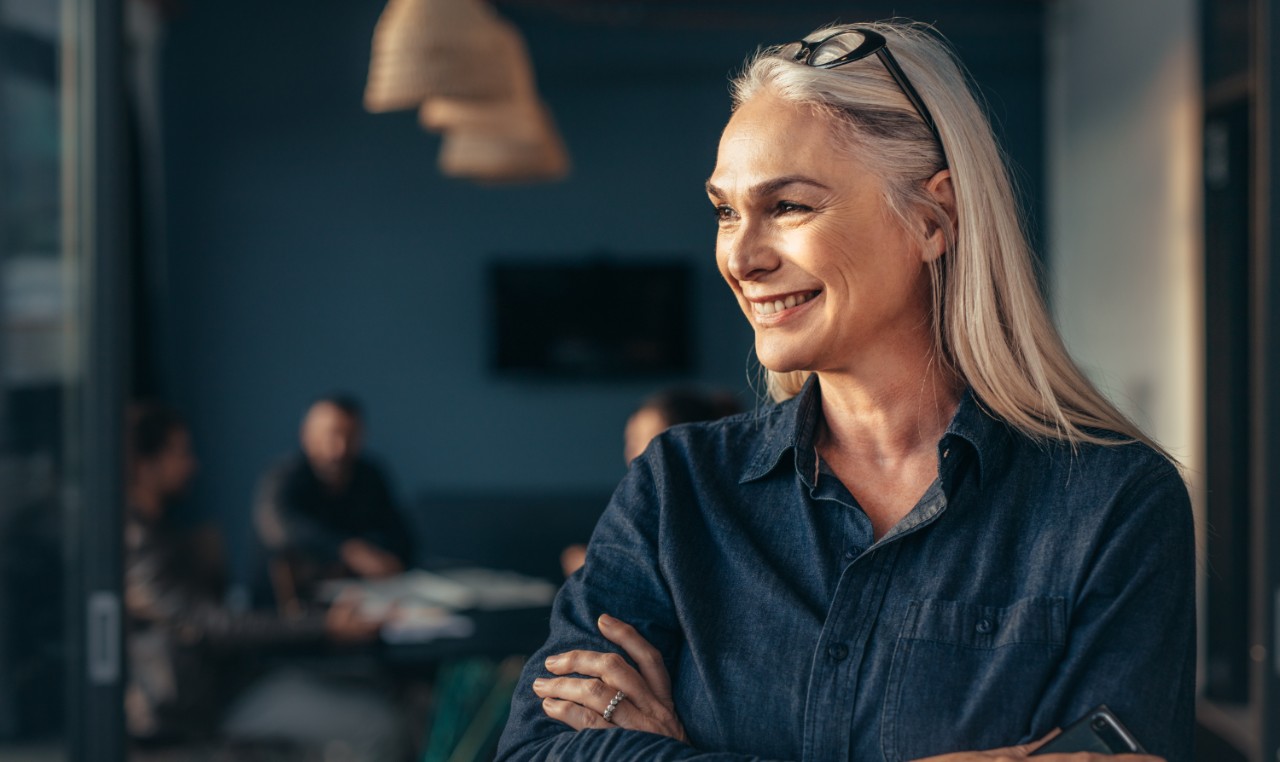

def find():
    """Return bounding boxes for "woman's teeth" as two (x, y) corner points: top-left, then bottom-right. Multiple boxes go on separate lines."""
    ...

(754, 291), (816, 315)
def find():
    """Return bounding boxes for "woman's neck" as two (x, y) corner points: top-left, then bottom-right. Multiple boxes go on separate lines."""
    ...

(815, 359), (963, 467)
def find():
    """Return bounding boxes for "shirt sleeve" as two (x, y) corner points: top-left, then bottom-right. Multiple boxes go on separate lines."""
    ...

(494, 455), (791, 762)
(1028, 456), (1197, 762)
(360, 464), (416, 566)
(124, 524), (330, 650)
(253, 463), (347, 563)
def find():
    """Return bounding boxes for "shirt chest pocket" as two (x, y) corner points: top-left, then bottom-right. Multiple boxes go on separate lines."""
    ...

(880, 596), (1066, 762)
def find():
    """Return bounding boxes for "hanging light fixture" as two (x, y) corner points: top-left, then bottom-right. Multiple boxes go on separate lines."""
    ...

(417, 15), (569, 183)
(431, 102), (569, 183)
(365, 0), (570, 183)
(364, 0), (513, 113)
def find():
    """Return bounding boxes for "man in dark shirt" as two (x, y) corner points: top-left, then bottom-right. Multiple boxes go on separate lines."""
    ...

(254, 395), (415, 608)
(124, 402), (387, 747)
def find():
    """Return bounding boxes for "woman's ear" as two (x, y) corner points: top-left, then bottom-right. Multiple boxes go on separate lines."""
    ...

(921, 168), (956, 263)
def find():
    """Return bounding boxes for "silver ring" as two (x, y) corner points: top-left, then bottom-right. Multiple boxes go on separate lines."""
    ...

(601, 690), (626, 723)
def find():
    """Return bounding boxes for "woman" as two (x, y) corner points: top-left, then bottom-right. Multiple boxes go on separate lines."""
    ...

(497, 21), (1193, 762)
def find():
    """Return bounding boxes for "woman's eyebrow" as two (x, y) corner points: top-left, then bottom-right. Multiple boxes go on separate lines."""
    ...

(705, 175), (831, 199)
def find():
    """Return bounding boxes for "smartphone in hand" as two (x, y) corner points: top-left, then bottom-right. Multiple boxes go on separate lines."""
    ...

(1030, 705), (1145, 755)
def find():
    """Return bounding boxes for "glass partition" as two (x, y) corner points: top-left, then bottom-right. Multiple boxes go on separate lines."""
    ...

(0, 1), (73, 758)
(1, 0), (126, 760)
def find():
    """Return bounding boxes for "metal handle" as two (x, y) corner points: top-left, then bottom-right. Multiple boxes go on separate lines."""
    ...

(87, 591), (120, 685)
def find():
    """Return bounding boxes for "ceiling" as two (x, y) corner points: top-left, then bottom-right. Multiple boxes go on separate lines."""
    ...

(492, 0), (1046, 35)
(490, 0), (1047, 79)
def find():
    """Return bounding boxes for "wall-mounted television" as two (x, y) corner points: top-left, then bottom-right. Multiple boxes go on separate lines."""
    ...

(489, 258), (692, 378)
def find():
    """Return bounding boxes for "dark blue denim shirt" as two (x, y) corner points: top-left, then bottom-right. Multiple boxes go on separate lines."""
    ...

(496, 378), (1196, 762)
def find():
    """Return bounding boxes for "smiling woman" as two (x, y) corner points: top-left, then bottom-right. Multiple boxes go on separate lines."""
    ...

(707, 98), (948, 392)
(495, 19), (1193, 762)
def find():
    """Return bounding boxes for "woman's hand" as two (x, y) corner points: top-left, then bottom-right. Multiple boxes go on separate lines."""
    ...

(533, 613), (688, 743)
(910, 730), (1165, 762)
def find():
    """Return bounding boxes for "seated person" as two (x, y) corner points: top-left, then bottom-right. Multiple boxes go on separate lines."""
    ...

(123, 402), (390, 750)
(560, 387), (743, 577)
(620, 387), (744, 466)
(254, 394), (415, 608)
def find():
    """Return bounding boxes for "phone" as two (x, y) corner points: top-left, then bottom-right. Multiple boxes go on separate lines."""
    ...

(1030, 705), (1146, 756)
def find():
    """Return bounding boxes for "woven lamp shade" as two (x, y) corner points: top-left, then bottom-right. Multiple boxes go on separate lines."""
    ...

(364, 0), (513, 113)
(435, 102), (569, 183)
(419, 19), (569, 182)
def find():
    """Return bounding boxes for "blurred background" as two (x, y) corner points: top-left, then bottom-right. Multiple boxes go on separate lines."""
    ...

(0, 0), (1276, 759)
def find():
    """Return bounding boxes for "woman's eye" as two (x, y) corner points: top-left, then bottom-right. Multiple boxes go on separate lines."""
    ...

(776, 200), (811, 214)
(713, 205), (738, 222)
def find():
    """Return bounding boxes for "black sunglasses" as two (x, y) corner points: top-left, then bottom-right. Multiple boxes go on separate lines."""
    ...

(782, 28), (947, 166)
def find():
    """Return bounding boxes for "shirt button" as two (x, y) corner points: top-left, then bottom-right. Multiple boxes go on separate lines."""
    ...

(844, 547), (860, 560)
(975, 618), (994, 634)
(827, 642), (849, 661)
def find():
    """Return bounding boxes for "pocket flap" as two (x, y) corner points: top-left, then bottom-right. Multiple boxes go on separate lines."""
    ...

(905, 596), (1066, 649)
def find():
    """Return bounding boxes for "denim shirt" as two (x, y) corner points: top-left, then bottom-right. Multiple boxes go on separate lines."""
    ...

(496, 379), (1195, 762)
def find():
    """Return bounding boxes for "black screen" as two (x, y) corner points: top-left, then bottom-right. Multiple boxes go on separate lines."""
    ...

(489, 259), (692, 378)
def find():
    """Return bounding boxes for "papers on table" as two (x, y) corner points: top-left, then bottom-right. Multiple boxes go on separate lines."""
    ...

(318, 567), (558, 644)
(321, 568), (558, 611)
(380, 605), (476, 645)
(429, 567), (559, 610)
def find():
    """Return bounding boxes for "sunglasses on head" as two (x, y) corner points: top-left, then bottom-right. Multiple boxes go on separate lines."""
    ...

(781, 27), (947, 167)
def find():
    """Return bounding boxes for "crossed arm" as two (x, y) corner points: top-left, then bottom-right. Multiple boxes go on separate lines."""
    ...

(529, 614), (1164, 762)
(495, 455), (1193, 762)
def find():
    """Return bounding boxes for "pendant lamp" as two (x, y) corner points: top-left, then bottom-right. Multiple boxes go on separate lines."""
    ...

(418, 17), (570, 183)
(364, 0), (513, 113)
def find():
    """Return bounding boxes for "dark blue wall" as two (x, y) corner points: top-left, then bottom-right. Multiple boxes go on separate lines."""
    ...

(157, 1), (1044, 576)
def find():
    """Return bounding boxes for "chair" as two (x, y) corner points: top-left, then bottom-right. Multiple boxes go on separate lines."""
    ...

(420, 656), (523, 762)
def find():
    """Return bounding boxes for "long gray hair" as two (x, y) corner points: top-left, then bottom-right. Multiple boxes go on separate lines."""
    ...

(733, 20), (1156, 451)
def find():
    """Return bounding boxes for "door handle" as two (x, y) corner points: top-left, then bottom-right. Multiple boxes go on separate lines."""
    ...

(87, 591), (120, 685)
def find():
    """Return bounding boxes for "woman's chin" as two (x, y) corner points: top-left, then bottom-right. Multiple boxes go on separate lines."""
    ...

(754, 347), (815, 376)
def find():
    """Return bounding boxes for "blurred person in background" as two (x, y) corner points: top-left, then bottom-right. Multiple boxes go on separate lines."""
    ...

(621, 387), (744, 466)
(560, 387), (743, 578)
(254, 394), (415, 610)
(125, 402), (406, 759)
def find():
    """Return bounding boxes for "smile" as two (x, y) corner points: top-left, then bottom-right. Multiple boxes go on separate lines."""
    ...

(750, 290), (820, 316)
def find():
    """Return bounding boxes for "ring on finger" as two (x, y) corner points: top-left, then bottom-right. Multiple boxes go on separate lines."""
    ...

(601, 690), (626, 723)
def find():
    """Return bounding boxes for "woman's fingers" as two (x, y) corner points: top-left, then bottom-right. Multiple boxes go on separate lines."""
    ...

(543, 650), (660, 716)
(534, 678), (646, 732)
(597, 613), (674, 701)
(540, 697), (609, 732)
(533, 676), (627, 716)
(537, 680), (678, 740)
(536, 617), (688, 743)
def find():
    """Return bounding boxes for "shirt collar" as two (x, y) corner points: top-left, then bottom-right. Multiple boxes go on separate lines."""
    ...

(738, 375), (821, 484)
(939, 388), (1013, 489)
(738, 375), (1012, 488)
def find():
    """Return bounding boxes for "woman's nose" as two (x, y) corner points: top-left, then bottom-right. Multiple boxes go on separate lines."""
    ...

(721, 222), (780, 282)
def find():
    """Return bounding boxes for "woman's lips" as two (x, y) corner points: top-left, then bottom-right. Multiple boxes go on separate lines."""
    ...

(750, 290), (821, 318)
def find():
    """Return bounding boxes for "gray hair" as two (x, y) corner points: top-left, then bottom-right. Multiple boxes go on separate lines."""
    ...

(732, 21), (1158, 452)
